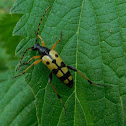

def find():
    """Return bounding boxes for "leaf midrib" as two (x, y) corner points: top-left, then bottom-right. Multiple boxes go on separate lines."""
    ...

(74, 0), (87, 126)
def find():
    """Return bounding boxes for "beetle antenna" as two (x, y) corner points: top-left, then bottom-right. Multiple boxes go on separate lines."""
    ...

(35, 7), (51, 43)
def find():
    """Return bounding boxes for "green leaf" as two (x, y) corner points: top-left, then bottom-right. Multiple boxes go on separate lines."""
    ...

(0, 0), (15, 16)
(0, 14), (22, 72)
(0, 14), (22, 57)
(0, 43), (9, 72)
(0, 71), (38, 126)
(11, 0), (126, 126)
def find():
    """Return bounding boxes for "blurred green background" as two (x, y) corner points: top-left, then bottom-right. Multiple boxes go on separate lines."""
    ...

(0, 0), (21, 72)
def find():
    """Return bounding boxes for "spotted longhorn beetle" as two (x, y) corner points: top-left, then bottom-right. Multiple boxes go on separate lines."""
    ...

(13, 7), (109, 113)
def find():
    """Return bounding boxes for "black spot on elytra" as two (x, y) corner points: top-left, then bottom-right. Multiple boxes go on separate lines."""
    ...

(55, 54), (58, 57)
(61, 62), (65, 67)
(46, 61), (50, 65)
(52, 59), (56, 64)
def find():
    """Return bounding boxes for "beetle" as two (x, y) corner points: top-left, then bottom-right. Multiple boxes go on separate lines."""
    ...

(13, 7), (109, 113)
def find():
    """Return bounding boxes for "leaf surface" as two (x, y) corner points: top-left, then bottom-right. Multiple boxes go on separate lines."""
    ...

(0, 71), (37, 126)
(11, 0), (126, 126)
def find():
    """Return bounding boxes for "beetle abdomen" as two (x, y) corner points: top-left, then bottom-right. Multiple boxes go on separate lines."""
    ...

(42, 50), (73, 88)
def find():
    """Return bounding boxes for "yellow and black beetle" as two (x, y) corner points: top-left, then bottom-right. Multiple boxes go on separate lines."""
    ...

(14, 7), (109, 113)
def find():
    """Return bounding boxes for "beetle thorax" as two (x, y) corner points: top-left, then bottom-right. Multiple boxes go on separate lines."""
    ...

(32, 43), (50, 57)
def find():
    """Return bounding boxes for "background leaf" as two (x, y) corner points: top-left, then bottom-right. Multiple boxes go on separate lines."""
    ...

(0, 0), (15, 16)
(0, 1), (38, 125)
(0, 14), (22, 72)
(0, 14), (22, 57)
(0, 71), (38, 126)
(11, 0), (126, 126)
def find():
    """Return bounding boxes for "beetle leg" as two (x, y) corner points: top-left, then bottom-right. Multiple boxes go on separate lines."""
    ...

(18, 48), (32, 70)
(51, 32), (62, 50)
(20, 56), (41, 67)
(37, 34), (45, 47)
(67, 66), (111, 87)
(49, 72), (67, 114)
(13, 59), (42, 78)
